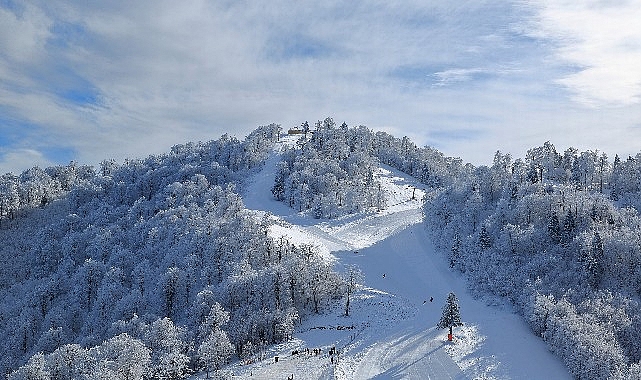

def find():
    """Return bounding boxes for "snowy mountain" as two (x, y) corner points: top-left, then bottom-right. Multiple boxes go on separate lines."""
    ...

(5, 120), (641, 379)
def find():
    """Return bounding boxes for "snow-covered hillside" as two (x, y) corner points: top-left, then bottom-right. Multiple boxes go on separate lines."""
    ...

(212, 135), (571, 379)
(7, 125), (638, 379)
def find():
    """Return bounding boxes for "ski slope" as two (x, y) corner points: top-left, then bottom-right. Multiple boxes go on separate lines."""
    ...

(221, 136), (571, 379)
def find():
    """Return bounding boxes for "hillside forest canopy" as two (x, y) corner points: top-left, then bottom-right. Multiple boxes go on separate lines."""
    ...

(3, 119), (641, 379)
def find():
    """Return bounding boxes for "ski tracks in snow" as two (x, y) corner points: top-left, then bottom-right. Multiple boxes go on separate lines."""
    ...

(343, 327), (465, 380)
(232, 140), (570, 380)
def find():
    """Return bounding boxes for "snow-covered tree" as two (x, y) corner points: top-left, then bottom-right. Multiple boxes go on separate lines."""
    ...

(143, 318), (191, 379)
(197, 329), (234, 379)
(342, 265), (363, 317)
(438, 292), (463, 340)
(584, 232), (604, 289)
(478, 225), (492, 251)
(548, 212), (561, 244)
(46, 344), (91, 380)
(90, 333), (151, 380)
(449, 233), (461, 268)
(7, 353), (49, 380)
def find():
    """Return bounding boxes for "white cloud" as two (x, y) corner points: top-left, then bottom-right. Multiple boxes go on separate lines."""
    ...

(527, 0), (641, 106)
(0, 148), (53, 175)
(0, 4), (51, 63)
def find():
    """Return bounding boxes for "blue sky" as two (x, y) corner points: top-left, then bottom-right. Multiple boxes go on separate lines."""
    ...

(1, 0), (641, 173)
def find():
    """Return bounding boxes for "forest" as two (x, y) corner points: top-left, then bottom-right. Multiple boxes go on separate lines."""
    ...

(4, 120), (641, 379)
(272, 118), (463, 219)
(423, 143), (641, 379)
(0, 124), (343, 379)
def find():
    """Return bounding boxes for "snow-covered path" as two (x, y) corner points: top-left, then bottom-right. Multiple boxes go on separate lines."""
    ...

(347, 324), (464, 380)
(228, 138), (570, 380)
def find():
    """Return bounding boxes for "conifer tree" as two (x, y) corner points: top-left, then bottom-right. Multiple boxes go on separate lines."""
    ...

(438, 292), (463, 340)
(562, 209), (576, 243)
(343, 265), (362, 317)
(478, 225), (492, 250)
(548, 212), (561, 243)
(585, 232), (604, 288)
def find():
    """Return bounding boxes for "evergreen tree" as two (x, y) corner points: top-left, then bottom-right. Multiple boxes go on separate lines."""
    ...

(562, 209), (576, 243)
(585, 232), (604, 288)
(610, 154), (622, 200)
(478, 226), (492, 250)
(548, 212), (561, 243)
(438, 292), (463, 340)
(271, 163), (287, 201)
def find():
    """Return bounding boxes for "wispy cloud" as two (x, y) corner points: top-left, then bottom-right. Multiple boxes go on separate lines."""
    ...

(525, 0), (641, 106)
(0, 148), (53, 174)
(431, 67), (509, 86)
